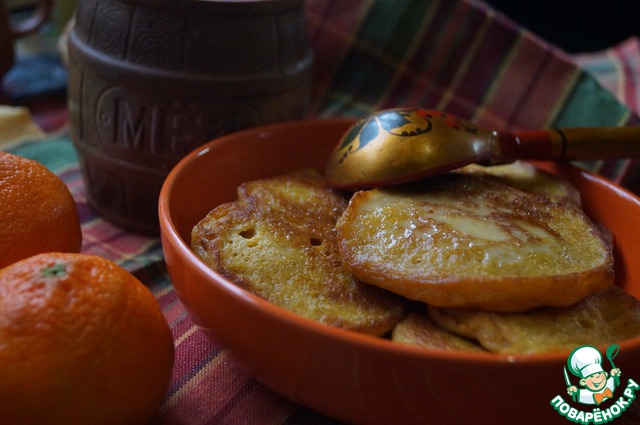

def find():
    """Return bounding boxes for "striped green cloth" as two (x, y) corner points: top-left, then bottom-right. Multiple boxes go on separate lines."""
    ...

(307, 0), (638, 191)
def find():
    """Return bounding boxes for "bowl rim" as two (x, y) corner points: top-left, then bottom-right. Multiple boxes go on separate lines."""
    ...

(159, 118), (640, 366)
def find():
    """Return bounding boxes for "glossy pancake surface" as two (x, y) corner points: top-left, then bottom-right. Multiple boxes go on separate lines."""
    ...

(336, 172), (614, 312)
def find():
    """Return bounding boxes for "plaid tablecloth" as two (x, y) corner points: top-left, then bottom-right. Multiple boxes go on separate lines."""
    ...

(3, 0), (640, 424)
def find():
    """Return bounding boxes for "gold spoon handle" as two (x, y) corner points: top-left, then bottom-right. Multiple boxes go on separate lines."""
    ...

(494, 127), (640, 161)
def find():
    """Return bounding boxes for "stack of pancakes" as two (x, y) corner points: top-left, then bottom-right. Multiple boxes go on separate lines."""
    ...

(191, 162), (640, 355)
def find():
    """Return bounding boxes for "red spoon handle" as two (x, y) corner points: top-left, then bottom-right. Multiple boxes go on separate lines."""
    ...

(495, 127), (640, 161)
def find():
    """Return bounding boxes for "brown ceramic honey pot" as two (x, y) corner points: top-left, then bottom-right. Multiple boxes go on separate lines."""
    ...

(67, 0), (312, 234)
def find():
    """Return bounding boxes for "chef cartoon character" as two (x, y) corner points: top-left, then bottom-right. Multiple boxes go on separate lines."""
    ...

(566, 345), (621, 405)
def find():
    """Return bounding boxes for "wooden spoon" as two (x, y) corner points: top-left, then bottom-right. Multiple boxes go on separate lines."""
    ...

(326, 108), (640, 189)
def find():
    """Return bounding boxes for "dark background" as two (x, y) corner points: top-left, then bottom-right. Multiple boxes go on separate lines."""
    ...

(486, 0), (640, 53)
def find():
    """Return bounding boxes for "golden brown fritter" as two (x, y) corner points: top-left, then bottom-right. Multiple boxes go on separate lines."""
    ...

(335, 172), (614, 312)
(392, 306), (486, 352)
(428, 286), (640, 355)
(191, 170), (409, 336)
(457, 161), (581, 205)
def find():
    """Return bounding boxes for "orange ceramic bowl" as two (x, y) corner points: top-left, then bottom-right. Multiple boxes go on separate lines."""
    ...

(159, 119), (640, 425)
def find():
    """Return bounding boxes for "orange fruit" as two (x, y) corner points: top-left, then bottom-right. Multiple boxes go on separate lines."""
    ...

(0, 252), (175, 425)
(0, 151), (82, 269)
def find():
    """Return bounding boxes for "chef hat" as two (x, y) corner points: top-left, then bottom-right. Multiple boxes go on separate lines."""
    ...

(568, 346), (604, 379)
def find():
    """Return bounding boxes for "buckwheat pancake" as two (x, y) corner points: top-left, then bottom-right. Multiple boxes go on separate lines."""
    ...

(335, 172), (614, 312)
(191, 170), (408, 336)
(428, 285), (640, 355)
(392, 306), (486, 352)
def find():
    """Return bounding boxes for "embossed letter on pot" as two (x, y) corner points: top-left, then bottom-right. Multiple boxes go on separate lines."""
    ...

(67, 0), (312, 234)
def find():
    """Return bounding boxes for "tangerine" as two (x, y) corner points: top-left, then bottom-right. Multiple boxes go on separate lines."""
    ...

(0, 252), (175, 425)
(0, 151), (82, 269)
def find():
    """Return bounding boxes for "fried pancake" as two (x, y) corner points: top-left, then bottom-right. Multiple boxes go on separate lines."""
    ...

(392, 306), (486, 352)
(335, 172), (614, 312)
(191, 170), (408, 336)
(457, 161), (581, 205)
(428, 286), (640, 355)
